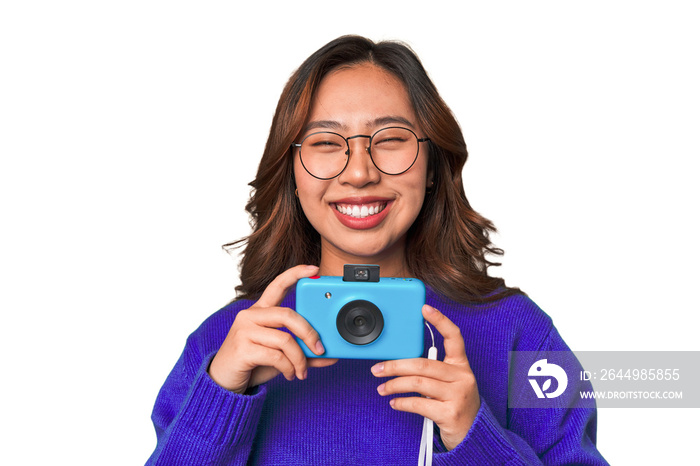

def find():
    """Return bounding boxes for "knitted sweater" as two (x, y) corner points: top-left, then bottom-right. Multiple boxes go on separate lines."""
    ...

(147, 288), (608, 465)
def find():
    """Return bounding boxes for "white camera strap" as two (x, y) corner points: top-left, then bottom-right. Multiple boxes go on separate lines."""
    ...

(418, 323), (438, 466)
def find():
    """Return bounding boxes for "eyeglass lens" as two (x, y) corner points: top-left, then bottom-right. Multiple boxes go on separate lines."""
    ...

(299, 127), (420, 179)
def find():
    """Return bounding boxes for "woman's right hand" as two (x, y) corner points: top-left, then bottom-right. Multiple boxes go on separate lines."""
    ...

(208, 264), (337, 394)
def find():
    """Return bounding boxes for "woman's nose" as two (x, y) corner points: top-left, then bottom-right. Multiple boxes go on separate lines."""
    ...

(338, 137), (380, 186)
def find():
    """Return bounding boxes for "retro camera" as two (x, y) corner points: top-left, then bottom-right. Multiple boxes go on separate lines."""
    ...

(295, 264), (425, 360)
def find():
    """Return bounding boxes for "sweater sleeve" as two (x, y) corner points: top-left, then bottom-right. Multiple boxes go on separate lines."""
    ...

(434, 327), (609, 465)
(146, 347), (267, 465)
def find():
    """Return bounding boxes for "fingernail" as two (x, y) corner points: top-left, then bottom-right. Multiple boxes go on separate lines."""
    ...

(306, 265), (319, 271)
(389, 398), (396, 408)
(377, 383), (385, 394)
(424, 305), (436, 314)
(315, 341), (325, 354)
(371, 363), (384, 375)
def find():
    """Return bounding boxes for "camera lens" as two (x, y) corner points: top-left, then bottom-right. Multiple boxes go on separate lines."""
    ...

(347, 311), (374, 337)
(336, 300), (384, 345)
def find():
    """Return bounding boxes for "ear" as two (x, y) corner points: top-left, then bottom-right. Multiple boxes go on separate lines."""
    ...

(425, 143), (435, 187)
(426, 166), (434, 189)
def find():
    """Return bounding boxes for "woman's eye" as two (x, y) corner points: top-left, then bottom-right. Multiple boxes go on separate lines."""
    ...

(311, 140), (341, 148)
(375, 137), (407, 145)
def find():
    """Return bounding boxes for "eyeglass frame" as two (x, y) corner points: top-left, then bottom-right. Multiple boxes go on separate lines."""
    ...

(291, 126), (431, 180)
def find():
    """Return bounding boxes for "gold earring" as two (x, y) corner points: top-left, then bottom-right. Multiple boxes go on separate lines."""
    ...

(295, 188), (299, 197)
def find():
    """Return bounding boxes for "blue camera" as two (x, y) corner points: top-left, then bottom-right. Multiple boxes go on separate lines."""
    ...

(295, 265), (425, 360)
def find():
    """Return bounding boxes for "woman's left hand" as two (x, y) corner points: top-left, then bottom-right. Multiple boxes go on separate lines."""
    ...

(371, 304), (480, 451)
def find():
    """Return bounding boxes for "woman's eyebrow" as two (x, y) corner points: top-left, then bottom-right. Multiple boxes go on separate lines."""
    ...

(303, 116), (416, 135)
(369, 115), (415, 129)
(303, 120), (346, 133)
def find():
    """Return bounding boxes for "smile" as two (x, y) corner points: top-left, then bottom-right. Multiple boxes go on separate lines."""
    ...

(334, 201), (387, 219)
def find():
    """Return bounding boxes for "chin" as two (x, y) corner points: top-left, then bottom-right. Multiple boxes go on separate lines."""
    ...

(326, 234), (401, 262)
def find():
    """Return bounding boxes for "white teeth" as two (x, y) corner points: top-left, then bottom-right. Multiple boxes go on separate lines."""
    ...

(335, 202), (387, 219)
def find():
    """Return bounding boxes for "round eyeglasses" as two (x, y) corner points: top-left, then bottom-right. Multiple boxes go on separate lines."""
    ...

(291, 126), (430, 180)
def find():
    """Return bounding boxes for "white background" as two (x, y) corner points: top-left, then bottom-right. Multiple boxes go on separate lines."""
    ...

(1, 1), (698, 464)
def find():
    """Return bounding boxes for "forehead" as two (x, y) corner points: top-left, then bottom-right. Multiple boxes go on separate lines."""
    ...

(306, 63), (418, 132)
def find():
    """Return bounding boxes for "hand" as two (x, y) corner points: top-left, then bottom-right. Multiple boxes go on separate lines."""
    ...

(209, 264), (338, 394)
(371, 305), (480, 451)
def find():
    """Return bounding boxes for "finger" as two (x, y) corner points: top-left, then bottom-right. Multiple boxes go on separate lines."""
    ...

(387, 396), (442, 422)
(371, 358), (457, 381)
(377, 375), (450, 400)
(247, 307), (326, 356)
(219, 344), (298, 391)
(246, 345), (297, 382)
(422, 305), (469, 365)
(248, 327), (310, 379)
(255, 264), (319, 309)
(308, 358), (339, 368)
(249, 365), (283, 388)
(248, 357), (337, 387)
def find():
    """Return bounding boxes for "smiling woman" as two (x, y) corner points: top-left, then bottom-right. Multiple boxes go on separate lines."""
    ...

(294, 64), (431, 275)
(146, 35), (609, 465)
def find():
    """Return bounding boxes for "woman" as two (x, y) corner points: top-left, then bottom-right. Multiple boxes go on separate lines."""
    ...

(148, 36), (608, 465)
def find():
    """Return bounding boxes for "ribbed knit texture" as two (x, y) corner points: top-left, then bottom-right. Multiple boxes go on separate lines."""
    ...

(147, 288), (608, 465)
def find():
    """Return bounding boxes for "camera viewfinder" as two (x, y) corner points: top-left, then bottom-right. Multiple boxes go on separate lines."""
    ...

(343, 264), (380, 282)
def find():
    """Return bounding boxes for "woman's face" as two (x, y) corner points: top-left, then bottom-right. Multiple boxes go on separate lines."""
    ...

(293, 63), (431, 275)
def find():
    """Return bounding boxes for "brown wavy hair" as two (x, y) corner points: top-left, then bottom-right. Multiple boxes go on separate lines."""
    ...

(226, 35), (519, 304)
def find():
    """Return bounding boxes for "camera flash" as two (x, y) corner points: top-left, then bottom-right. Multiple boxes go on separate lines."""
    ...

(325, 292), (332, 299)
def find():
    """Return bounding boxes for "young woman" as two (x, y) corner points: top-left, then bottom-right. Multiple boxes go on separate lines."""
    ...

(148, 36), (608, 465)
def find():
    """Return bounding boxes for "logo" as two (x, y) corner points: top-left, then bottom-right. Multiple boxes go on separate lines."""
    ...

(528, 359), (568, 398)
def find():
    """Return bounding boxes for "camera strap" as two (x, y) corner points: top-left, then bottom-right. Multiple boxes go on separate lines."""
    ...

(418, 323), (438, 466)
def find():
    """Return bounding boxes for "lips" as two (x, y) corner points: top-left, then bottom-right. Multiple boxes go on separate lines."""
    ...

(330, 197), (393, 230)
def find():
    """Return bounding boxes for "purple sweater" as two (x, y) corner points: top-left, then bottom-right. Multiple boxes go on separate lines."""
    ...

(148, 289), (608, 465)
